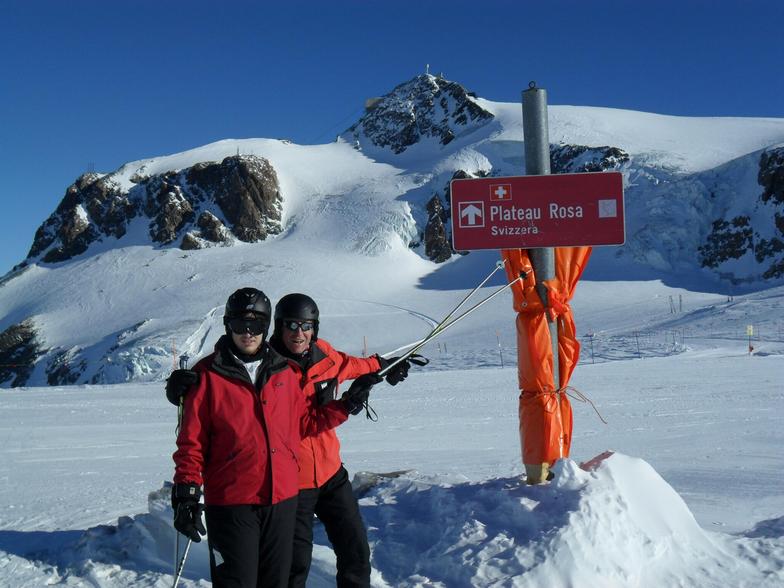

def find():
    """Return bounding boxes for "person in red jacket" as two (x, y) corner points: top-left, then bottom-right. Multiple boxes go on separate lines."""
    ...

(268, 293), (410, 588)
(170, 288), (376, 588)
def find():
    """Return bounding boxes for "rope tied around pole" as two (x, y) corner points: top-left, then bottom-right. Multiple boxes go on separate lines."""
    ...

(521, 386), (607, 425)
(563, 386), (608, 424)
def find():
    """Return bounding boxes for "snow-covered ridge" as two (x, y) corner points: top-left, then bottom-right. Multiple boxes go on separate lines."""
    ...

(2, 74), (784, 388)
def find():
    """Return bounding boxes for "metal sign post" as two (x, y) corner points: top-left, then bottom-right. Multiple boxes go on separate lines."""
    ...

(523, 83), (559, 392)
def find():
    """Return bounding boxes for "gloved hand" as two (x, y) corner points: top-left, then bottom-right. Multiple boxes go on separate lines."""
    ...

(375, 355), (410, 386)
(313, 378), (338, 406)
(341, 373), (382, 415)
(171, 483), (206, 542)
(166, 369), (200, 406)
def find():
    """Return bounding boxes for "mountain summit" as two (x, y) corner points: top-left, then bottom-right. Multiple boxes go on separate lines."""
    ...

(342, 74), (494, 154)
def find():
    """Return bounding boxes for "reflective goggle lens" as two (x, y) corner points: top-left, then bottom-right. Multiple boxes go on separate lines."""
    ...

(228, 318), (266, 336)
(283, 320), (314, 332)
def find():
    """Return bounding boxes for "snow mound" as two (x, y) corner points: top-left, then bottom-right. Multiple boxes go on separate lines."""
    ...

(0, 486), (210, 587)
(3, 454), (781, 587)
(354, 452), (782, 587)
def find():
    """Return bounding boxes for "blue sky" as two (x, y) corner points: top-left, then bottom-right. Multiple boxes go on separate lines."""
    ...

(1, 0), (782, 276)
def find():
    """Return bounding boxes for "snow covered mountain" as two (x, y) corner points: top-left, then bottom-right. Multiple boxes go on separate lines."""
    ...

(2, 73), (784, 388)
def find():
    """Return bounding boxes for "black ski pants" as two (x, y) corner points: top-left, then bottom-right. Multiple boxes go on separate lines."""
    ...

(289, 466), (370, 588)
(205, 496), (298, 588)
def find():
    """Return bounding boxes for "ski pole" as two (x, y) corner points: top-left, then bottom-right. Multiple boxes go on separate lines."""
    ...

(379, 260), (508, 369)
(172, 371), (191, 588)
(384, 259), (508, 358)
(174, 532), (179, 577)
(379, 273), (524, 376)
(426, 259), (507, 338)
(172, 537), (193, 588)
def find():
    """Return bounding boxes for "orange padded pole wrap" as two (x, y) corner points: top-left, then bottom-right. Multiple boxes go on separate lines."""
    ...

(501, 247), (591, 467)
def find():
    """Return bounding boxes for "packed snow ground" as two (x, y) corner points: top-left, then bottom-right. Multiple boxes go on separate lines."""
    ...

(0, 281), (782, 587)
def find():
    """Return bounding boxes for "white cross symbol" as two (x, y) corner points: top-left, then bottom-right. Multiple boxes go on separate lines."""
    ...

(494, 186), (508, 199)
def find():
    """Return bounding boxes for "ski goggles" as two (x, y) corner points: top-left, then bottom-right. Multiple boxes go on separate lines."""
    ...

(283, 320), (315, 332)
(227, 317), (267, 336)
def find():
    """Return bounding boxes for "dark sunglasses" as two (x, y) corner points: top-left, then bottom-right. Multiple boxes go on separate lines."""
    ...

(228, 317), (267, 336)
(283, 320), (315, 332)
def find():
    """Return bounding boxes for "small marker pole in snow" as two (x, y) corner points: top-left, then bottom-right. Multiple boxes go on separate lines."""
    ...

(587, 333), (595, 364)
(496, 330), (504, 368)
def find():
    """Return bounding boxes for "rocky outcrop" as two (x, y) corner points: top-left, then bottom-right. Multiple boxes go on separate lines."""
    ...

(180, 212), (231, 250)
(551, 144), (630, 174)
(0, 320), (42, 387)
(759, 148), (784, 206)
(698, 216), (753, 268)
(29, 173), (128, 263)
(755, 148), (784, 279)
(46, 348), (86, 385)
(187, 156), (282, 242)
(344, 74), (493, 154)
(422, 170), (490, 263)
(698, 147), (784, 280)
(144, 178), (194, 244)
(424, 194), (452, 263)
(25, 155), (283, 264)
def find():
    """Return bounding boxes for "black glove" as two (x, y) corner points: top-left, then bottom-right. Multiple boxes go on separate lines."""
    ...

(313, 378), (338, 406)
(342, 373), (382, 415)
(375, 355), (410, 386)
(166, 369), (200, 406)
(171, 483), (206, 542)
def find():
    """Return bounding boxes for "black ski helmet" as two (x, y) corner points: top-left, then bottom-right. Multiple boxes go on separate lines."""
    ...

(223, 287), (272, 338)
(274, 293), (319, 339)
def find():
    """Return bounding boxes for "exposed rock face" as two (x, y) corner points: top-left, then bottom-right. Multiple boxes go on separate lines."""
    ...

(46, 348), (86, 385)
(551, 145), (630, 173)
(699, 147), (784, 280)
(26, 155), (283, 264)
(756, 148), (784, 279)
(698, 216), (753, 268)
(187, 156), (282, 242)
(344, 74), (494, 154)
(145, 179), (194, 244)
(197, 211), (230, 243)
(759, 148), (784, 206)
(424, 194), (452, 263)
(0, 320), (42, 387)
(30, 173), (126, 263)
(422, 170), (490, 263)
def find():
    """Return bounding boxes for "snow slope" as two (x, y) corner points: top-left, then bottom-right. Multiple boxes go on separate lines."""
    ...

(1, 326), (782, 586)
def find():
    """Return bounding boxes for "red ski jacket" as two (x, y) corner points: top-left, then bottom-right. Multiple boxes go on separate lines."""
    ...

(172, 336), (348, 506)
(287, 339), (381, 489)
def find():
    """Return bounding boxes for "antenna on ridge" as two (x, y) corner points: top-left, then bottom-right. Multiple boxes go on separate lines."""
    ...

(426, 63), (430, 75)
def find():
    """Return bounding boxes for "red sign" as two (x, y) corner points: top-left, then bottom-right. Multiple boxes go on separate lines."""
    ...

(450, 172), (625, 250)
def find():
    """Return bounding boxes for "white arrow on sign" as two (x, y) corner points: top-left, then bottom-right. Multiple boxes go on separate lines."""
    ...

(460, 203), (483, 226)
